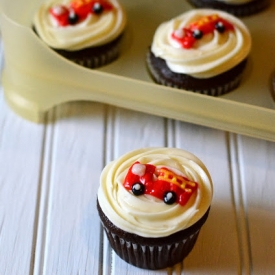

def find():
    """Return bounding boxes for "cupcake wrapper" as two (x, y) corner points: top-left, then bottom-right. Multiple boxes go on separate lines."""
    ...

(68, 47), (119, 69)
(103, 226), (200, 270)
(187, 0), (270, 17)
(97, 201), (210, 270)
(154, 71), (242, 96)
(33, 26), (123, 69)
(146, 50), (246, 96)
(189, 74), (242, 96)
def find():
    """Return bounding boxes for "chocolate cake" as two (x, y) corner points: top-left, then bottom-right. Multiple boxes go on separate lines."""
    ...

(33, 0), (126, 69)
(146, 9), (251, 96)
(97, 147), (213, 269)
(97, 200), (210, 269)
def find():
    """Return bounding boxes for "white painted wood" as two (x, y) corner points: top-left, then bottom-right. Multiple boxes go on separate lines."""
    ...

(0, 87), (46, 274)
(33, 102), (107, 275)
(173, 123), (241, 275)
(237, 136), (275, 275)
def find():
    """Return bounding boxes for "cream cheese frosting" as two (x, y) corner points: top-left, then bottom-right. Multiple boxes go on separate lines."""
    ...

(97, 147), (213, 238)
(33, 0), (126, 51)
(151, 9), (251, 78)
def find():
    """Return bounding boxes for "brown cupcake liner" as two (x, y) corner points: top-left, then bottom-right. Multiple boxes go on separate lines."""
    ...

(65, 47), (120, 69)
(33, 26), (122, 69)
(187, 0), (270, 17)
(190, 74), (242, 96)
(54, 36), (122, 69)
(97, 200), (210, 270)
(104, 226), (200, 269)
(146, 50), (247, 96)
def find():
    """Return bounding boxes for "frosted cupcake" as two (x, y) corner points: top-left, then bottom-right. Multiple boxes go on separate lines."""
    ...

(187, 0), (270, 17)
(146, 9), (251, 96)
(97, 147), (213, 269)
(33, 0), (127, 68)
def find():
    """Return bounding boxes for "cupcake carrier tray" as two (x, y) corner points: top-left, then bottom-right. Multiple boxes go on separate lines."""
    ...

(0, 0), (275, 141)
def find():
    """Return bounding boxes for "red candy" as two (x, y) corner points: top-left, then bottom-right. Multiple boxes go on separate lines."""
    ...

(123, 162), (198, 206)
(49, 0), (114, 26)
(50, 5), (70, 26)
(171, 14), (234, 49)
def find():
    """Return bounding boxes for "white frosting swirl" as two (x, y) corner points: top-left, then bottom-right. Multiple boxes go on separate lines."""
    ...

(97, 148), (213, 238)
(33, 0), (126, 51)
(151, 9), (251, 78)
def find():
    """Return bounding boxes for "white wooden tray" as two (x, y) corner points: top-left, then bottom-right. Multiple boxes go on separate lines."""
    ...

(0, 0), (274, 141)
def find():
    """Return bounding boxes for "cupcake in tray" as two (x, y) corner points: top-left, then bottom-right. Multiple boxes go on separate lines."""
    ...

(97, 147), (213, 270)
(187, 0), (270, 17)
(146, 9), (251, 96)
(33, 0), (127, 69)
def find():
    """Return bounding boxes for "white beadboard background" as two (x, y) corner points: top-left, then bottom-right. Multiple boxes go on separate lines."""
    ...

(0, 36), (275, 275)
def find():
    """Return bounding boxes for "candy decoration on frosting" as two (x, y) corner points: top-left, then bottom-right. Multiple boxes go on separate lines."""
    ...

(50, 0), (114, 26)
(132, 183), (145, 196)
(123, 162), (198, 206)
(171, 14), (234, 49)
(163, 191), (177, 205)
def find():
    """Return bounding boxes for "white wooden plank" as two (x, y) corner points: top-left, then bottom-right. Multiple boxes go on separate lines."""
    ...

(33, 110), (56, 275)
(0, 89), (46, 274)
(237, 136), (275, 275)
(33, 102), (107, 275)
(110, 107), (168, 156)
(104, 108), (169, 275)
(172, 122), (241, 274)
(228, 133), (251, 275)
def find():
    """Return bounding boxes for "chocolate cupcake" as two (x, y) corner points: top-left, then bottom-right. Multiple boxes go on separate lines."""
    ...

(187, 0), (270, 17)
(97, 147), (213, 269)
(146, 9), (251, 96)
(33, 0), (126, 69)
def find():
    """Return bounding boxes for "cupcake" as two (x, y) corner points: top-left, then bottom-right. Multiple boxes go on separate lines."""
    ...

(146, 9), (251, 96)
(187, 0), (270, 17)
(97, 147), (213, 269)
(33, 0), (127, 69)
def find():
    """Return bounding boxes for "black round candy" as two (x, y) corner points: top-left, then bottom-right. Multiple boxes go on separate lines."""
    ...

(68, 11), (79, 25)
(93, 2), (104, 14)
(163, 191), (177, 205)
(215, 22), (225, 33)
(132, 183), (145, 196)
(193, 29), (203, 39)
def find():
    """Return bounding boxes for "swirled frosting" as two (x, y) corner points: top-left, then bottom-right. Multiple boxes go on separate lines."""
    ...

(33, 0), (126, 51)
(97, 148), (213, 238)
(151, 9), (251, 78)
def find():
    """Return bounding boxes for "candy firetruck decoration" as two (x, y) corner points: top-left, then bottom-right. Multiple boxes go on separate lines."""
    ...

(123, 162), (198, 206)
(171, 14), (234, 49)
(49, 0), (114, 26)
